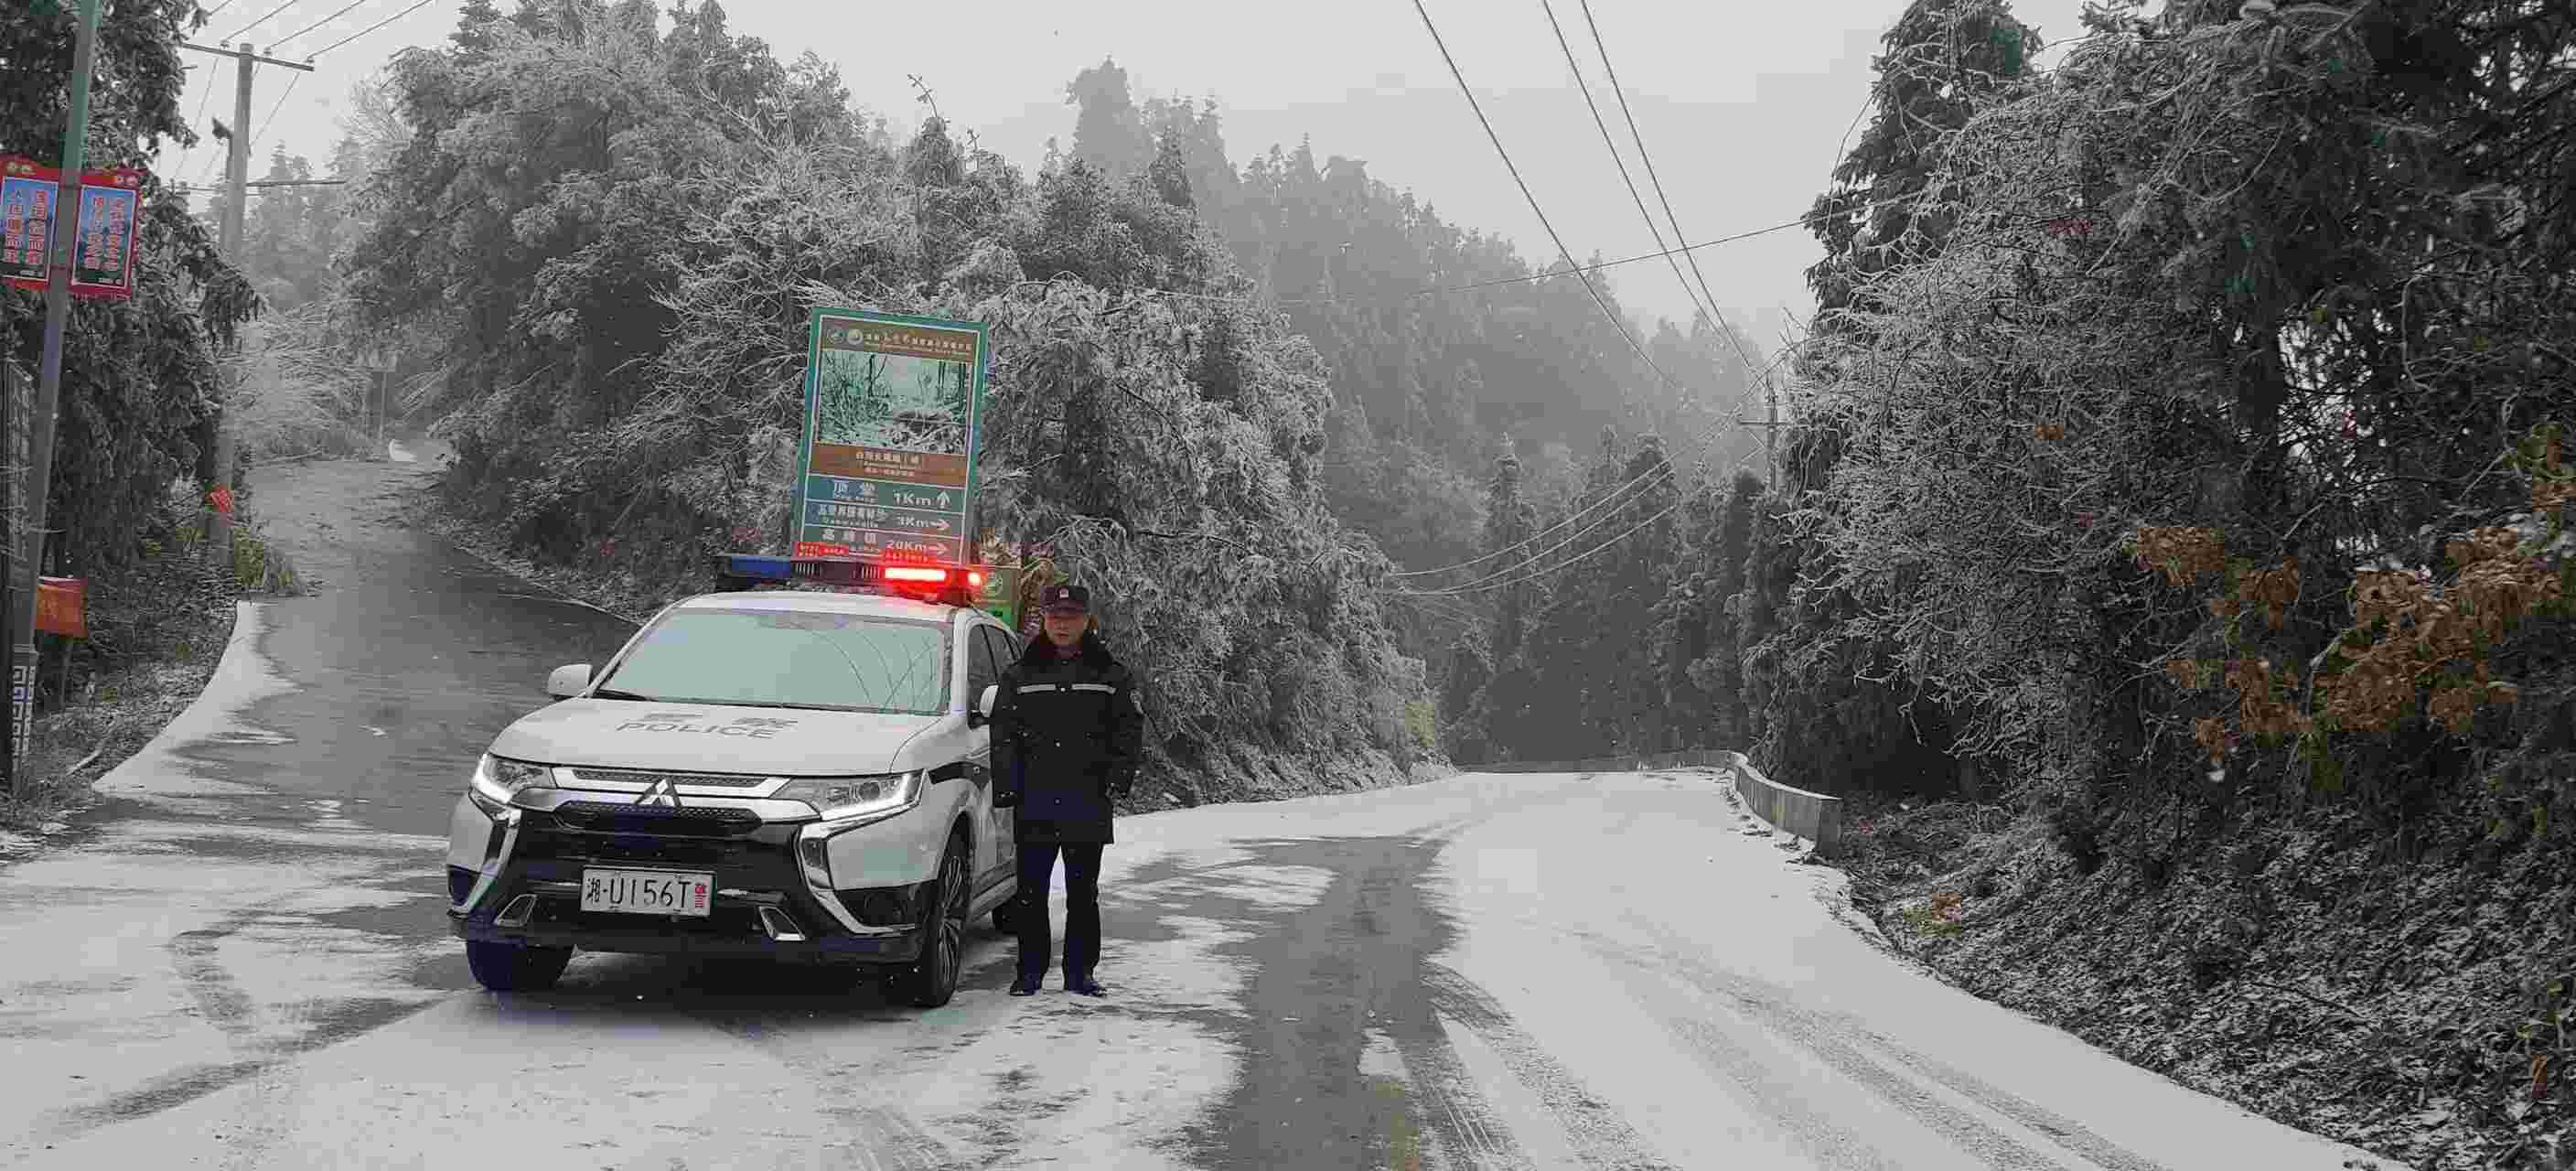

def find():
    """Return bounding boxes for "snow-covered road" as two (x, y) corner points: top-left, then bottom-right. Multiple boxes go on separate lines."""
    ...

(2, 725), (2393, 1166)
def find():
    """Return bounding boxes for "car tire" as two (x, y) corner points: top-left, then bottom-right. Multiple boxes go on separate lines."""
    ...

(466, 940), (573, 992)
(893, 833), (969, 1008)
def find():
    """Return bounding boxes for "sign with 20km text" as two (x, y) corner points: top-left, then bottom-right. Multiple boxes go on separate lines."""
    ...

(793, 308), (988, 564)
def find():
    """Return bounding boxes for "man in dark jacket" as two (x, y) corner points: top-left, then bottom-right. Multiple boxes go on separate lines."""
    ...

(989, 582), (1143, 997)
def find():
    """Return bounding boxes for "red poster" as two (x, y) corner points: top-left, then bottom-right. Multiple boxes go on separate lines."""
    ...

(1, 156), (145, 300)
(36, 577), (85, 639)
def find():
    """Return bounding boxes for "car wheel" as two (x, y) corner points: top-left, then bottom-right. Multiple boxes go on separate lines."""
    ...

(466, 940), (573, 992)
(894, 834), (968, 1008)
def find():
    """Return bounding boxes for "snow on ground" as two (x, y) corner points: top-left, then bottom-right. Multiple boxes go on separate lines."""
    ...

(91, 602), (292, 805)
(1, 581), (2408, 1167)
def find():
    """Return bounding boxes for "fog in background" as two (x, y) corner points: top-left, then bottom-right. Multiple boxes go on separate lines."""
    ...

(155, 0), (2101, 343)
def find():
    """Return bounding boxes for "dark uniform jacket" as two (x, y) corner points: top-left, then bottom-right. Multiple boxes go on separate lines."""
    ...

(990, 631), (1144, 845)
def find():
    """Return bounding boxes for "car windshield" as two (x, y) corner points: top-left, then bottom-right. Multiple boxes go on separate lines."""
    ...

(594, 607), (949, 714)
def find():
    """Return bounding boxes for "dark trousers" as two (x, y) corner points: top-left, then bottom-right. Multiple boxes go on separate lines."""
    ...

(1015, 842), (1104, 983)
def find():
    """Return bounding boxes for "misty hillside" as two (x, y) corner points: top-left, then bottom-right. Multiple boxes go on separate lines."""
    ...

(9, 0), (2571, 1166)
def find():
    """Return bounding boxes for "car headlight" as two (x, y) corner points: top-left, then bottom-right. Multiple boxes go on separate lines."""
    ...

(777, 771), (922, 823)
(469, 754), (553, 812)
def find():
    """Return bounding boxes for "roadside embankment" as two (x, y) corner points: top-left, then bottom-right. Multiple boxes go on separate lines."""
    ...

(1833, 798), (2574, 1171)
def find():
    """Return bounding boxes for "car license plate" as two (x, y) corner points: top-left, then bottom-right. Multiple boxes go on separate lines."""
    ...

(580, 868), (714, 918)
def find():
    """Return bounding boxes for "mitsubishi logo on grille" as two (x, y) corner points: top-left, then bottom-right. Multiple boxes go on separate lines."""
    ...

(633, 778), (684, 808)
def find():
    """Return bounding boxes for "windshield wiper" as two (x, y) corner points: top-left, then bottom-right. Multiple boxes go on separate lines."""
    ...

(589, 688), (658, 701)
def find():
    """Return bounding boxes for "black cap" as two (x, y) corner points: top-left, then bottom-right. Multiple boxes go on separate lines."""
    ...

(1038, 583), (1090, 614)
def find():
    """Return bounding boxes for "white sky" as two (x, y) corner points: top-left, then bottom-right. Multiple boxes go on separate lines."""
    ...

(153, 0), (2100, 346)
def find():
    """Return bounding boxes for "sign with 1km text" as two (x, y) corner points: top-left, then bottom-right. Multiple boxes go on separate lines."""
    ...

(794, 308), (988, 564)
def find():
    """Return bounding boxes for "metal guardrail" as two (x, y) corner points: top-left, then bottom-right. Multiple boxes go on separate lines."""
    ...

(1468, 748), (1843, 856)
(1722, 751), (1844, 856)
(1475, 749), (1734, 774)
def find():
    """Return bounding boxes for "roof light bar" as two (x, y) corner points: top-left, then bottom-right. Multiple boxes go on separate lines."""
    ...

(714, 553), (991, 608)
(716, 553), (875, 586)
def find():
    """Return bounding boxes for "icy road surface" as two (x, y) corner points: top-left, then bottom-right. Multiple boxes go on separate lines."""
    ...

(0, 762), (2397, 1168)
(0, 454), (2399, 1169)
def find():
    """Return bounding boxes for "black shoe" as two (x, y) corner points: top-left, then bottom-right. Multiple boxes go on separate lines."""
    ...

(1066, 977), (1104, 997)
(1009, 975), (1042, 996)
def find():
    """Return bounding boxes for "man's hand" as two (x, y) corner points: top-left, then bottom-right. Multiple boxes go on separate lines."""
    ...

(993, 789), (1020, 809)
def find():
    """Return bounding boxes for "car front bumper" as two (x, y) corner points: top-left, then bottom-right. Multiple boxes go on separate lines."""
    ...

(449, 906), (922, 964)
(445, 792), (932, 967)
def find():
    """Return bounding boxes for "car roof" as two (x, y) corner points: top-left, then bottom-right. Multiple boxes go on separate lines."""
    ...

(671, 589), (993, 626)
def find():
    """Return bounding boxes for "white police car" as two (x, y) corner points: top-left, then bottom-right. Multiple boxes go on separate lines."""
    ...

(445, 554), (1024, 1006)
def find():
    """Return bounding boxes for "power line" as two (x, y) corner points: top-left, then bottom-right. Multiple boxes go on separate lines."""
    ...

(1111, 197), (1908, 319)
(251, 71), (304, 145)
(199, 0), (246, 17)
(173, 67), (219, 178)
(1390, 452), (1674, 577)
(1288, 205), (1880, 307)
(1395, 421), (1744, 593)
(311, 0), (437, 58)
(168, 178), (349, 195)
(1390, 381), (1768, 592)
(1406, 0), (1688, 397)
(1402, 495), (1686, 597)
(1577, 0), (1761, 381)
(1537, 0), (1723, 343)
(273, 0), (374, 51)
(1432, 463), (1683, 592)
(225, 0), (305, 43)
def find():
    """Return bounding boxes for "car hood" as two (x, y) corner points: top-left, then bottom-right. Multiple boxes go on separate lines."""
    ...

(487, 698), (940, 777)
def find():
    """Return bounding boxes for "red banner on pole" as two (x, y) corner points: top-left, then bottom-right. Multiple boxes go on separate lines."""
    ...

(35, 577), (85, 639)
(1, 156), (143, 301)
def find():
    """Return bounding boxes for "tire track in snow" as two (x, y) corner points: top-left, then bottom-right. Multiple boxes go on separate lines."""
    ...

(695, 1009), (964, 1171)
(166, 919), (304, 1171)
(1590, 920), (2174, 1171)
(17, 911), (438, 1162)
(1418, 964), (1687, 1170)
(1135, 833), (1666, 1170)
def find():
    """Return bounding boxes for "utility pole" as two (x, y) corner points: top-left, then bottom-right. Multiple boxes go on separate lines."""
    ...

(176, 39), (310, 562)
(3, 357), (17, 786)
(208, 41), (255, 560)
(1732, 381), (1793, 494)
(1765, 380), (1779, 492)
(10, 0), (103, 791)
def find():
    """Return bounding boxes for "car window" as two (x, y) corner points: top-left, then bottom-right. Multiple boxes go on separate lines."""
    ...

(980, 625), (1021, 677)
(964, 621), (1001, 707)
(596, 607), (949, 714)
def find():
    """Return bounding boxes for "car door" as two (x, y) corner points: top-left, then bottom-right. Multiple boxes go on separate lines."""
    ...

(963, 620), (1012, 891)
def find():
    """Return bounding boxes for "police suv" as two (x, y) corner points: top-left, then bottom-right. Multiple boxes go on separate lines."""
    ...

(444, 554), (1025, 1007)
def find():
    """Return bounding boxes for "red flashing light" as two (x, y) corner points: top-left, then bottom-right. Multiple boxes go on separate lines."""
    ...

(883, 565), (950, 585)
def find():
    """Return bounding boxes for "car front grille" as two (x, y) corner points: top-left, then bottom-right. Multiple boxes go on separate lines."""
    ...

(513, 817), (801, 884)
(559, 767), (774, 790)
(552, 800), (764, 836)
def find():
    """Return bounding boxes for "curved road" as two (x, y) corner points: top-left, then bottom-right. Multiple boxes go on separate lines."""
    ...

(0, 453), (2396, 1170)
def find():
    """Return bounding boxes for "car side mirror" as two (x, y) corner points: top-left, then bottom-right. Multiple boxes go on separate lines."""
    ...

(545, 663), (593, 699)
(967, 683), (999, 728)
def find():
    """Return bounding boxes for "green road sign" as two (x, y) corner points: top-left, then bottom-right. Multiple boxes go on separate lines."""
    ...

(793, 308), (987, 564)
